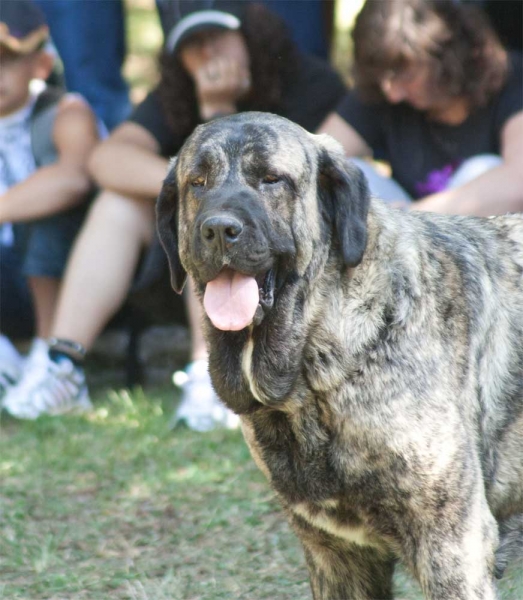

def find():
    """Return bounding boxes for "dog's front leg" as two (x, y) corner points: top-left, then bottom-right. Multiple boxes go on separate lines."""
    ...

(293, 519), (395, 600)
(403, 492), (499, 600)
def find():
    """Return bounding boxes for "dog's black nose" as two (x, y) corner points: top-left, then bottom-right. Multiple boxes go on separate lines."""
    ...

(201, 215), (244, 248)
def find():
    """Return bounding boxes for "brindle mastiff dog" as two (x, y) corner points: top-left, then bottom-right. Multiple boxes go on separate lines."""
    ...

(157, 112), (523, 600)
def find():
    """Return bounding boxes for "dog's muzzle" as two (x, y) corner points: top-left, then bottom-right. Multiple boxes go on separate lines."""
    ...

(200, 214), (244, 254)
(196, 212), (278, 332)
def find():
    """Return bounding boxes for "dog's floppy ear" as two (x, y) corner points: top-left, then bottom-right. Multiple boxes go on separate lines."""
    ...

(317, 141), (370, 268)
(156, 159), (187, 293)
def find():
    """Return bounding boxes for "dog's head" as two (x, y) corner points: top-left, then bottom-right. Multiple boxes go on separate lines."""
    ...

(157, 112), (370, 331)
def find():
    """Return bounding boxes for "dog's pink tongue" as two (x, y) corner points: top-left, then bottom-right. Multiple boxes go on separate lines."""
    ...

(204, 268), (259, 331)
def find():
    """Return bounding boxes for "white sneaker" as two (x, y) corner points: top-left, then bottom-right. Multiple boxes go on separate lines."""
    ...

(0, 338), (52, 406)
(24, 337), (50, 370)
(2, 352), (92, 420)
(0, 335), (24, 402)
(171, 359), (240, 432)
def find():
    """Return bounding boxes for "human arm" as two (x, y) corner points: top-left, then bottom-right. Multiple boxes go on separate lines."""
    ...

(88, 121), (170, 200)
(88, 56), (251, 197)
(411, 111), (523, 216)
(316, 112), (373, 157)
(0, 96), (99, 223)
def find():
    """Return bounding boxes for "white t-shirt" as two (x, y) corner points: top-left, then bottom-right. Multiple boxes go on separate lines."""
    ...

(0, 94), (38, 246)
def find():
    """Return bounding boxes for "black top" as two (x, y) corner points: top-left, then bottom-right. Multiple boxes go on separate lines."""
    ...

(335, 52), (523, 199)
(129, 52), (347, 157)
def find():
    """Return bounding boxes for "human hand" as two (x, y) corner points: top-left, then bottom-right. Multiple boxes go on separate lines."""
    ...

(194, 58), (251, 121)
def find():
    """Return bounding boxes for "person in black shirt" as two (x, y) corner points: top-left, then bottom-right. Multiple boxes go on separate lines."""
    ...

(319, 0), (523, 216)
(6, 1), (346, 424)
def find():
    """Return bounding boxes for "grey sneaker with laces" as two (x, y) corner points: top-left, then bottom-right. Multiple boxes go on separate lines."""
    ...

(171, 359), (240, 432)
(2, 352), (91, 420)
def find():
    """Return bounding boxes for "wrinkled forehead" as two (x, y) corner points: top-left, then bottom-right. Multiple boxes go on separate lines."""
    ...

(177, 119), (314, 178)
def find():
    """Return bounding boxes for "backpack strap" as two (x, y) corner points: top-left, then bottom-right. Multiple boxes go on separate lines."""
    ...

(30, 86), (64, 167)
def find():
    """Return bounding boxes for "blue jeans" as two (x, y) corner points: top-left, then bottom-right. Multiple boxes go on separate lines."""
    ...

(261, 0), (330, 59)
(13, 202), (88, 279)
(351, 155), (503, 203)
(1, 201), (87, 339)
(0, 245), (35, 339)
(35, 0), (131, 131)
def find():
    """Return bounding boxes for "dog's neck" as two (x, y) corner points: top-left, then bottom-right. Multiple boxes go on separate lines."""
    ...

(206, 200), (423, 415)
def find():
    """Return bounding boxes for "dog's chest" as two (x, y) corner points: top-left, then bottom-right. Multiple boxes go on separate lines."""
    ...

(242, 409), (345, 504)
(244, 417), (394, 552)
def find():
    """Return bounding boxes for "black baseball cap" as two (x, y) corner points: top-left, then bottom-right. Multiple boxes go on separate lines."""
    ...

(163, 0), (249, 54)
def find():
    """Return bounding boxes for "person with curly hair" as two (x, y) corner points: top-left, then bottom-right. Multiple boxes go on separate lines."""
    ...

(319, 0), (523, 215)
(4, 0), (346, 424)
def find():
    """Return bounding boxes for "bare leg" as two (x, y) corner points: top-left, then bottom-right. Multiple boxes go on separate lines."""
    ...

(27, 276), (60, 338)
(51, 190), (155, 350)
(172, 275), (240, 431)
(185, 277), (209, 362)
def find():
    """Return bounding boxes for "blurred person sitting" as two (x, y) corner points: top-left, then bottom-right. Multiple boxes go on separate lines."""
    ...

(5, 0), (347, 425)
(318, 0), (523, 216)
(0, 0), (99, 410)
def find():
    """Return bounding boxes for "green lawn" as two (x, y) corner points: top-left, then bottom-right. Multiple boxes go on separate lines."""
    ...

(1, 387), (521, 599)
(0, 388), (308, 600)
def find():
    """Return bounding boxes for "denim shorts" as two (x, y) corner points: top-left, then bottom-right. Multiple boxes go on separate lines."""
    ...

(0, 244), (35, 338)
(13, 201), (89, 278)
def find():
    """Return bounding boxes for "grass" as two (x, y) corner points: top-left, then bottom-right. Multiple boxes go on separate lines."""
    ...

(1, 387), (521, 600)
(0, 388), (308, 600)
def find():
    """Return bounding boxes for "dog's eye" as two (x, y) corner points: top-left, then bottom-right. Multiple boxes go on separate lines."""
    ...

(191, 176), (206, 187)
(262, 174), (281, 184)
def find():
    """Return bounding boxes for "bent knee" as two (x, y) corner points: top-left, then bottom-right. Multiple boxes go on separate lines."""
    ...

(448, 155), (502, 189)
(87, 190), (156, 243)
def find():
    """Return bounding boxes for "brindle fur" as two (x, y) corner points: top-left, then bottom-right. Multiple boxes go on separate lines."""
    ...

(157, 113), (523, 600)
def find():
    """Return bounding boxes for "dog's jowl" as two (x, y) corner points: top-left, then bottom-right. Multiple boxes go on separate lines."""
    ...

(157, 112), (523, 600)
